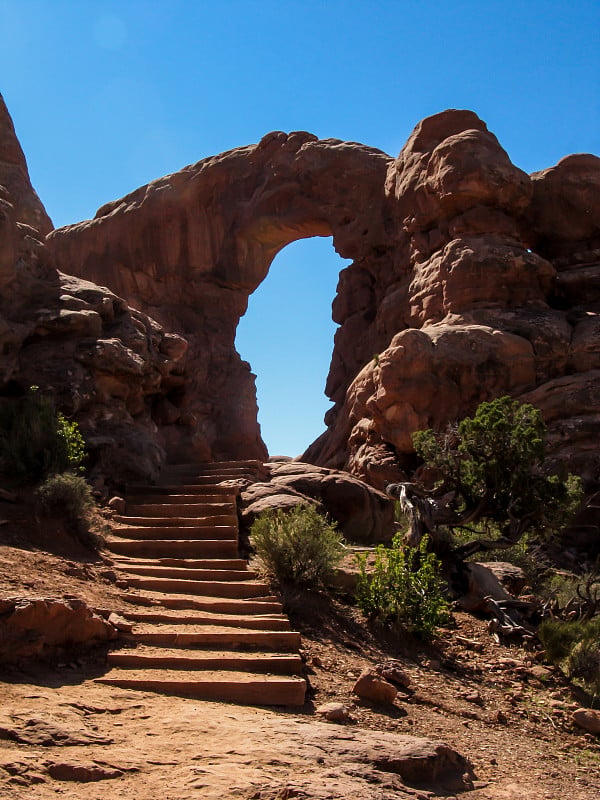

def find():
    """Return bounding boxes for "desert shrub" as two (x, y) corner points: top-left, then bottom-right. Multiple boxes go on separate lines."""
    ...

(0, 387), (86, 481)
(538, 616), (600, 698)
(540, 571), (600, 618)
(412, 396), (582, 550)
(36, 472), (99, 548)
(250, 504), (345, 588)
(356, 534), (450, 638)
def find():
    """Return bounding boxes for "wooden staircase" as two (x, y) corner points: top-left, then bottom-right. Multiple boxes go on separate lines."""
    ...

(97, 460), (306, 706)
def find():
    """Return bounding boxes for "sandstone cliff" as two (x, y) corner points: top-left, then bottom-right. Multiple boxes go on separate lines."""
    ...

(0, 95), (187, 483)
(46, 109), (599, 494)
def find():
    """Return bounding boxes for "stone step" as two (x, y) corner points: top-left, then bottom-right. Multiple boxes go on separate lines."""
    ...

(109, 525), (238, 540)
(159, 475), (255, 486)
(161, 461), (263, 474)
(122, 609), (290, 630)
(125, 503), (235, 517)
(127, 484), (237, 496)
(119, 591), (283, 615)
(110, 557), (248, 570)
(106, 538), (239, 559)
(116, 565), (257, 582)
(125, 494), (237, 505)
(125, 625), (301, 651)
(122, 576), (271, 598)
(107, 647), (302, 673)
(113, 514), (239, 527)
(96, 669), (306, 706)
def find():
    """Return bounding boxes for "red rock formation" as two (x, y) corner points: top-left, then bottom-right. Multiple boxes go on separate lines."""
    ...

(4, 96), (597, 496)
(0, 96), (188, 483)
(48, 134), (392, 463)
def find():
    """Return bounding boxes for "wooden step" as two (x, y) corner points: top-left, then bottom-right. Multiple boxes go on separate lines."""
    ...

(126, 625), (301, 650)
(107, 647), (302, 673)
(116, 565), (257, 581)
(119, 591), (283, 615)
(122, 609), (290, 630)
(122, 576), (271, 598)
(96, 669), (306, 706)
(106, 538), (239, 558)
(109, 525), (238, 540)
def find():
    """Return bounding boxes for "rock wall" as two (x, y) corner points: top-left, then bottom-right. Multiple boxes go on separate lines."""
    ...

(307, 112), (600, 489)
(9, 97), (600, 489)
(0, 96), (188, 483)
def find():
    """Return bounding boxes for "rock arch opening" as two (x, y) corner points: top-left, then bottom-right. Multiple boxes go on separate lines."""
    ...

(235, 236), (351, 457)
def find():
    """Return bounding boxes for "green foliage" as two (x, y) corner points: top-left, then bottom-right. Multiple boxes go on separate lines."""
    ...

(0, 387), (86, 482)
(412, 396), (582, 543)
(36, 471), (99, 548)
(250, 504), (345, 588)
(356, 534), (450, 638)
(538, 616), (600, 697)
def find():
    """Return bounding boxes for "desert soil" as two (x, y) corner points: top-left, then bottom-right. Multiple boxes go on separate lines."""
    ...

(0, 501), (599, 799)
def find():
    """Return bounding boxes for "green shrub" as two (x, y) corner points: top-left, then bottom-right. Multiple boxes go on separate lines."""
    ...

(250, 504), (345, 588)
(0, 387), (86, 481)
(36, 472), (99, 548)
(412, 396), (582, 547)
(356, 534), (450, 639)
(538, 616), (600, 698)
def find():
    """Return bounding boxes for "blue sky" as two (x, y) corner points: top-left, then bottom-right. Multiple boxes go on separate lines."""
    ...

(1, 0), (599, 456)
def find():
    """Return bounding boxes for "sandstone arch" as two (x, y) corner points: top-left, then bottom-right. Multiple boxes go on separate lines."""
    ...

(48, 132), (393, 462)
(47, 112), (600, 494)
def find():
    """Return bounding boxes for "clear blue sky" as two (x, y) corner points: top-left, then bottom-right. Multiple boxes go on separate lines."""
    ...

(1, 0), (598, 456)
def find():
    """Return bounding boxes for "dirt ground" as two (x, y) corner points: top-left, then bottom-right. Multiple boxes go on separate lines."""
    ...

(1, 499), (599, 799)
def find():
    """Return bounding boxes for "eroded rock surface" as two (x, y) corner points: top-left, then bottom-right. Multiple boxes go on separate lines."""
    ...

(0, 96), (188, 483)
(0, 597), (117, 663)
(3, 96), (598, 502)
(43, 108), (600, 502)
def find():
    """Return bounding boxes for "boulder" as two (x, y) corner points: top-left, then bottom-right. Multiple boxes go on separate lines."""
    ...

(0, 597), (118, 663)
(353, 669), (397, 704)
(458, 563), (517, 612)
(268, 460), (394, 544)
(572, 708), (600, 735)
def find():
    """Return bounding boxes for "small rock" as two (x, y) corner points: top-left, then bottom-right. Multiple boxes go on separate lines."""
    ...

(572, 708), (600, 735)
(108, 613), (134, 633)
(311, 655), (322, 668)
(529, 665), (553, 682)
(375, 662), (411, 688)
(107, 496), (126, 514)
(45, 761), (123, 782)
(316, 703), (350, 723)
(460, 691), (482, 704)
(353, 669), (397, 704)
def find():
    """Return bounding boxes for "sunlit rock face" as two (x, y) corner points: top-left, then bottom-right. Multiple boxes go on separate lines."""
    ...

(45, 108), (599, 488)
(48, 132), (393, 463)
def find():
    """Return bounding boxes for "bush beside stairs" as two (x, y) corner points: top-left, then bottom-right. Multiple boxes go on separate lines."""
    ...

(97, 460), (307, 707)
